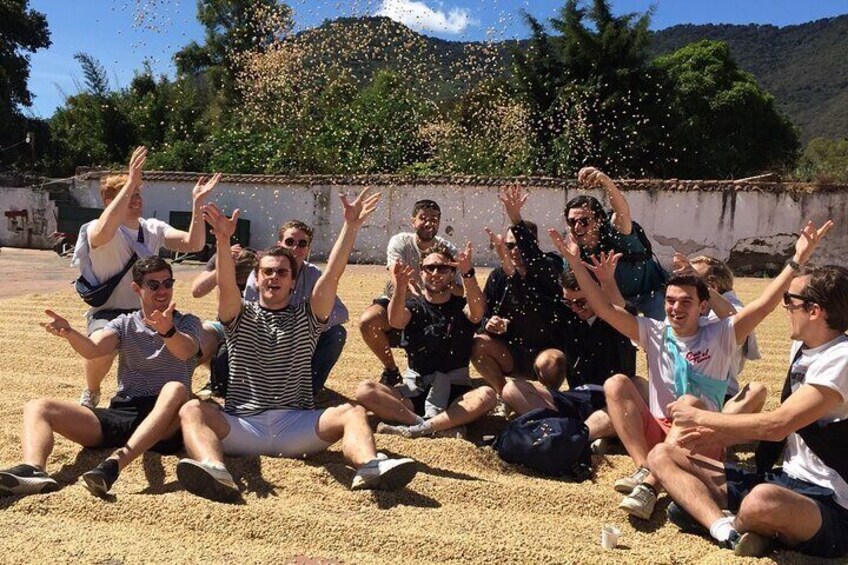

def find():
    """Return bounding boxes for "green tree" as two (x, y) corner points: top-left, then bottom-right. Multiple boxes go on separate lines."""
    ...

(0, 0), (51, 169)
(795, 137), (848, 183)
(654, 40), (800, 178)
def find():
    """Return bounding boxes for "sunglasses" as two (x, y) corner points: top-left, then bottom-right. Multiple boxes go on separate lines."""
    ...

(564, 297), (588, 308)
(260, 267), (291, 277)
(782, 291), (816, 307)
(566, 217), (593, 228)
(283, 237), (309, 249)
(142, 278), (175, 291)
(504, 241), (518, 250)
(422, 264), (456, 275)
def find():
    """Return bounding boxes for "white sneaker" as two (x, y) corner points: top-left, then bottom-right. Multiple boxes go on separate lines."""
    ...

(351, 457), (417, 491)
(79, 389), (101, 410)
(590, 438), (609, 455)
(0, 464), (59, 496)
(619, 484), (657, 520)
(614, 465), (650, 494)
(176, 458), (240, 503)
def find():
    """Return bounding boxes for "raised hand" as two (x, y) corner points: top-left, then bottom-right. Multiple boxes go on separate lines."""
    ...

(455, 241), (473, 275)
(577, 166), (612, 189)
(391, 260), (415, 291)
(498, 185), (528, 224)
(127, 146), (148, 189)
(41, 309), (72, 338)
(549, 228), (580, 262)
(672, 252), (697, 277)
(585, 251), (622, 286)
(795, 220), (834, 265)
(202, 204), (240, 240)
(144, 303), (176, 335)
(230, 243), (243, 259)
(341, 186), (381, 228)
(192, 172), (222, 205)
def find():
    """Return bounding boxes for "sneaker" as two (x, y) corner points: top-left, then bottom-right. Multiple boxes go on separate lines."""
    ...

(351, 457), (417, 491)
(0, 464), (59, 496)
(379, 367), (401, 387)
(176, 458), (240, 503)
(590, 438), (609, 455)
(492, 397), (513, 419)
(667, 502), (734, 534)
(80, 459), (119, 498)
(619, 484), (657, 520)
(79, 389), (101, 410)
(722, 530), (774, 557)
(614, 465), (650, 494)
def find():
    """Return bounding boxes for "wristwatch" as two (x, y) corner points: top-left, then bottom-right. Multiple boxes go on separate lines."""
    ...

(158, 326), (177, 338)
(462, 268), (476, 279)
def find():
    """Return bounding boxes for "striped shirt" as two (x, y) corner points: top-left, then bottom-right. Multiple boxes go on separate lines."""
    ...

(105, 311), (202, 398)
(224, 301), (324, 415)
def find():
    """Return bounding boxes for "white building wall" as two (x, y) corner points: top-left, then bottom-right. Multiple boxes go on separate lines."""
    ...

(0, 187), (57, 249)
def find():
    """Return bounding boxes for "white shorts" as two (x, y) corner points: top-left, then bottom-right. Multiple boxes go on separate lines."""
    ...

(220, 409), (331, 458)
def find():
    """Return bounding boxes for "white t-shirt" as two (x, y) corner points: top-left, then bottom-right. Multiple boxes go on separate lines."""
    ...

(782, 335), (848, 509)
(702, 290), (761, 395)
(386, 232), (462, 285)
(81, 218), (170, 312)
(637, 317), (737, 418)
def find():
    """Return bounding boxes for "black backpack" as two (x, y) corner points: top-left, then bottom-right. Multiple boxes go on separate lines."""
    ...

(494, 391), (593, 480)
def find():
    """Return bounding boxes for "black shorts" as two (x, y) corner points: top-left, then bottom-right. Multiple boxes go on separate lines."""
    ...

(550, 388), (607, 414)
(725, 465), (848, 558)
(505, 342), (540, 379)
(94, 396), (183, 455)
(372, 296), (403, 347)
(409, 385), (474, 418)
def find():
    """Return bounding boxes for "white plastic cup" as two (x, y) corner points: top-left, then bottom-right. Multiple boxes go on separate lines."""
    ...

(601, 524), (621, 550)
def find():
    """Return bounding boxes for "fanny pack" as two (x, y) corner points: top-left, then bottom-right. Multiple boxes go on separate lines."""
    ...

(75, 252), (138, 307)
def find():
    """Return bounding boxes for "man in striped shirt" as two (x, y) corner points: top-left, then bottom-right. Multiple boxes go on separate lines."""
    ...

(0, 256), (201, 499)
(176, 188), (418, 502)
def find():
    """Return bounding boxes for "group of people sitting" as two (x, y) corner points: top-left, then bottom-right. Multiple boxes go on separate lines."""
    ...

(1, 146), (846, 560)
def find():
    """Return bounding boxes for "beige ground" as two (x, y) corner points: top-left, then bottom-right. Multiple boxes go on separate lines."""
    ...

(0, 249), (838, 564)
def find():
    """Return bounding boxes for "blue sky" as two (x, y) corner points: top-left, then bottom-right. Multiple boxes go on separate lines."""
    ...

(24, 0), (848, 118)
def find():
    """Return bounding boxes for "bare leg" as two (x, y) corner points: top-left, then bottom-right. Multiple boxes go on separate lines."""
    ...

(502, 379), (555, 415)
(604, 374), (652, 467)
(358, 304), (397, 371)
(355, 381), (418, 425)
(316, 404), (377, 468)
(585, 409), (616, 441)
(723, 382), (767, 415)
(427, 387), (497, 432)
(109, 382), (190, 471)
(197, 323), (223, 367)
(179, 399), (230, 464)
(22, 398), (103, 469)
(736, 483), (824, 547)
(471, 334), (514, 394)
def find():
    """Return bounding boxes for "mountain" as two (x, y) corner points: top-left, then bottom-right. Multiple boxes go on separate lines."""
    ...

(296, 15), (848, 141)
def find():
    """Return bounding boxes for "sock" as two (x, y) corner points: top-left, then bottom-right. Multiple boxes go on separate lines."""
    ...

(639, 483), (658, 497)
(405, 420), (434, 438)
(413, 415), (426, 426)
(709, 516), (736, 542)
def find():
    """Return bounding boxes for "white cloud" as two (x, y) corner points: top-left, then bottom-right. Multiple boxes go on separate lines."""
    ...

(376, 0), (475, 34)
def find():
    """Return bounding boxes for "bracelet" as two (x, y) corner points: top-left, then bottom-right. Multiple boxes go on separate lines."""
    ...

(158, 326), (177, 338)
(786, 259), (802, 273)
(461, 268), (476, 279)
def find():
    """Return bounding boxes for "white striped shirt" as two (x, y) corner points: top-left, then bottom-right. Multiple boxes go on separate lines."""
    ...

(224, 301), (324, 415)
(105, 311), (202, 398)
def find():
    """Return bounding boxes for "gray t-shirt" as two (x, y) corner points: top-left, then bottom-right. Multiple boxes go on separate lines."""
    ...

(386, 232), (461, 286)
(104, 311), (203, 398)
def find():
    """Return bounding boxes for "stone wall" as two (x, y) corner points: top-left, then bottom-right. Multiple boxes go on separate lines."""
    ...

(0, 186), (57, 249)
(54, 172), (848, 271)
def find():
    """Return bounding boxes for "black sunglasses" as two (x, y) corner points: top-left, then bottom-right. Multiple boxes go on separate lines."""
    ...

(283, 237), (310, 248)
(566, 217), (592, 228)
(260, 267), (291, 277)
(564, 297), (588, 308)
(422, 264), (456, 275)
(142, 278), (175, 291)
(504, 241), (518, 250)
(783, 291), (816, 307)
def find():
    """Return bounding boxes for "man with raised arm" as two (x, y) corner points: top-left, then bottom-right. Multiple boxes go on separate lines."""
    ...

(355, 244), (496, 439)
(549, 221), (831, 521)
(73, 146), (219, 409)
(176, 189), (418, 503)
(649, 234), (847, 558)
(0, 257), (201, 498)
(564, 166), (667, 320)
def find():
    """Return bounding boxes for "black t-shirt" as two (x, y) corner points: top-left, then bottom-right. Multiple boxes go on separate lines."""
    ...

(403, 295), (476, 375)
(557, 316), (636, 389)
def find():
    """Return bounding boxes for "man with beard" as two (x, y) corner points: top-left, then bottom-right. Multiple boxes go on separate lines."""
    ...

(359, 199), (461, 386)
(472, 186), (567, 401)
(549, 220), (831, 522)
(565, 166), (667, 320)
(355, 244), (496, 439)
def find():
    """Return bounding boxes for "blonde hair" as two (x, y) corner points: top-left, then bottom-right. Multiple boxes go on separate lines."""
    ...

(690, 255), (734, 294)
(99, 174), (129, 203)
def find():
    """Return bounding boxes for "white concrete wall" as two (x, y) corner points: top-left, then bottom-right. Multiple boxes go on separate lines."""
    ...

(0, 187), (57, 249)
(74, 177), (848, 270)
